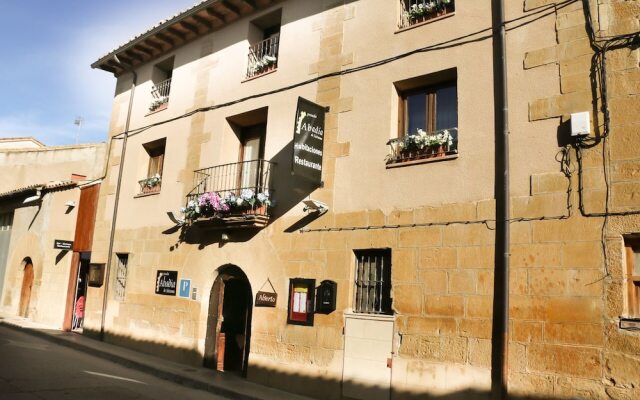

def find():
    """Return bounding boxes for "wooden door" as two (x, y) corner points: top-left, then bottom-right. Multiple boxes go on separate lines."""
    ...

(19, 262), (34, 317)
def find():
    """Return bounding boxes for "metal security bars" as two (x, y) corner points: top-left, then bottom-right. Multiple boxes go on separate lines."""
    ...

(149, 77), (172, 112)
(398, 0), (455, 29)
(246, 33), (280, 79)
(353, 249), (392, 315)
(114, 254), (128, 302)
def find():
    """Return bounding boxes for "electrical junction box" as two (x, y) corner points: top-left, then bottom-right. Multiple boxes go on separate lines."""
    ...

(570, 111), (590, 137)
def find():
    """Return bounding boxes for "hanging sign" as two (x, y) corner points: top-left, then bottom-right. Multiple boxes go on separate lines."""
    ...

(256, 291), (278, 307)
(255, 278), (278, 307)
(54, 239), (73, 250)
(155, 270), (178, 296)
(292, 97), (326, 185)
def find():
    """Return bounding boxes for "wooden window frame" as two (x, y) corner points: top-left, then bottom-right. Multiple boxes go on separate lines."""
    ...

(398, 80), (456, 138)
(625, 239), (640, 318)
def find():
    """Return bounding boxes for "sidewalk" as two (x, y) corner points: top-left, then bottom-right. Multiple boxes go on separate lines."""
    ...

(0, 312), (313, 400)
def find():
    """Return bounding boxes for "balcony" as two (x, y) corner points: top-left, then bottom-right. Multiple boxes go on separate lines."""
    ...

(398, 0), (455, 29)
(246, 34), (279, 79)
(386, 127), (458, 166)
(184, 160), (273, 229)
(149, 77), (172, 113)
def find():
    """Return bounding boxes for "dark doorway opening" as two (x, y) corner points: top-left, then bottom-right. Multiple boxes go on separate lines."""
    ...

(203, 265), (253, 376)
(72, 256), (89, 331)
(19, 258), (33, 318)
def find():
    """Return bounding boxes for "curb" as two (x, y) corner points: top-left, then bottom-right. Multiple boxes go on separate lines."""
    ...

(0, 320), (263, 400)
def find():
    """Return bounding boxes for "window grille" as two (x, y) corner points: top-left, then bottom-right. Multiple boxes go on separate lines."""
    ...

(114, 254), (128, 302)
(353, 249), (392, 314)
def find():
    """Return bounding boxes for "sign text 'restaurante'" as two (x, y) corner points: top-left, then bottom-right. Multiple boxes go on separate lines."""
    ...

(292, 97), (326, 184)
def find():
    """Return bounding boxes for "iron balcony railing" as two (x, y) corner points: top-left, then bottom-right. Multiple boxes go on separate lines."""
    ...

(398, 0), (455, 29)
(387, 127), (458, 164)
(246, 34), (280, 79)
(149, 77), (172, 112)
(187, 159), (273, 216)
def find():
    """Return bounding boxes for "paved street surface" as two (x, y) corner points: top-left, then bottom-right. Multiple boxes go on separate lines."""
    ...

(0, 325), (227, 400)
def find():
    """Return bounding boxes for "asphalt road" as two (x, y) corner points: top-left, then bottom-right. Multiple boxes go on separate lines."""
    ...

(0, 325), (226, 400)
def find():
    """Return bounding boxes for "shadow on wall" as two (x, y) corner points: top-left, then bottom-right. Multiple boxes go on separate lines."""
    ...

(176, 139), (320, 248)
(84, 327), (579, 400)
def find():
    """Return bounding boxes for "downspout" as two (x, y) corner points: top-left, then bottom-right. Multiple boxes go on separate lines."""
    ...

(491, 0), (510, 399)
(100, 55), (137, 341)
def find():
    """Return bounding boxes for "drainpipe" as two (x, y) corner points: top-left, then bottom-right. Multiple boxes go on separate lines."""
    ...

(100, 55), (137, 341)
(491, 0), (510, 399)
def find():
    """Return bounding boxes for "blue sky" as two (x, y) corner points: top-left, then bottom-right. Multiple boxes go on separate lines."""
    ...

(0, 0), (197, 146)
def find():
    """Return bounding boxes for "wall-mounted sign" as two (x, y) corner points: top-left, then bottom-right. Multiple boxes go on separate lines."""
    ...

(255, 291), (277, 307)
(191, 287), (198, 301)
(179, 279), (191, 299)
(155, 270), (177, 296)
(292, 97), (326, 185)
(54, 239), (73, 250)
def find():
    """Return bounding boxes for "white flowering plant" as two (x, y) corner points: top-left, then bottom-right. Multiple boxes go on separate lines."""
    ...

(141, 174), (162, 188)
(149, 96), (169, 112)
(405, 0), (452, 20)
(254, 55), (277, 73)
(181, 189), (271, 220)
(398, 128), (454, 153)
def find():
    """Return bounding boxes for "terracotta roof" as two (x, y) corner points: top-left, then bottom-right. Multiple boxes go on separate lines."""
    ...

(0, 181), (77, 200)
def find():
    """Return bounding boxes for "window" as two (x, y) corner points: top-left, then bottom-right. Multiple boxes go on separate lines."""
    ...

(399, 0), (455, 29)
(353, 249), (392, 315)
(246, 10), (281, 79)
(0, 212), (13, 231)
(149, 57), (174, 113)
(139, 138), (165, 194)
(114, 254), (128, 302)
(388, 74), (458, 165)
(625, 239), (640, 318)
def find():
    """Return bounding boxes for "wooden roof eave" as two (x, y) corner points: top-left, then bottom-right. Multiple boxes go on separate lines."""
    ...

(91, 0), (277, 76)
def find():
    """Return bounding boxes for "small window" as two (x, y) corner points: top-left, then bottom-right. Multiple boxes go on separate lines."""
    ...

(388, 75), (458, 165)
(149, 57), (174, 113)
(246, 10), (281, 79)
(0, 212), (13, 231)
(353, 249), (392, 315)
(114, 254), (129, 302)
(139, 138), (165, 194)
(625, 239), (640, 318)
(399, 0), (455, 29)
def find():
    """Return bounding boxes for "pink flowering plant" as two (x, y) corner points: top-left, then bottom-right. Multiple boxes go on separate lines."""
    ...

(181, 189), (271, 220)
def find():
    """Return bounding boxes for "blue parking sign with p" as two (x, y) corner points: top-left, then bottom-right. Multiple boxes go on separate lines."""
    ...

(179, 279), (191, 298)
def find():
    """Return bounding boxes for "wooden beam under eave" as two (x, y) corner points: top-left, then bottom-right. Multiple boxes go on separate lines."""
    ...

(167, 26), (186, 41)
(133, 44), (154, 57)
(191, 14), (213, 31)
(180, 20), (200, 35)
(144, 39), (164, 54)
(218, 1), (240, 19)
(101, 65), (117, 74)
(255, 0), (273, 8)
(125, 49), (144, 63)
(229, 0), (255, 14)
(155, 32), (175, 47)
(205, 7), (226, 24)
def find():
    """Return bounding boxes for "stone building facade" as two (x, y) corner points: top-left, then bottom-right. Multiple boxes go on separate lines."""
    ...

(0, 143), (106, 329)
(86, 0), (640, 399)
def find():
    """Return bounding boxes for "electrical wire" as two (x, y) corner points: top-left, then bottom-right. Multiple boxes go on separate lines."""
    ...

(109, 0), (578, 141)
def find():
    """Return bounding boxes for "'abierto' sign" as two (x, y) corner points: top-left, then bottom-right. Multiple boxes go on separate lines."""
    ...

(292, 97), (326, 185)
(255, 291), (277, 307)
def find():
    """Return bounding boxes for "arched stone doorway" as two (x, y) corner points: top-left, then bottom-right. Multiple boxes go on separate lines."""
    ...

(19, 258), (34, 317)
(203, 265), (253, 376)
